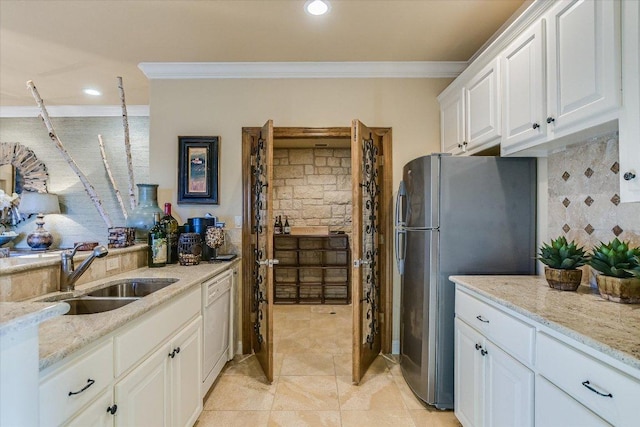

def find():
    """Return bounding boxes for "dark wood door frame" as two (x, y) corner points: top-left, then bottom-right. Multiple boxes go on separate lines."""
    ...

(241, 126), (393, 356)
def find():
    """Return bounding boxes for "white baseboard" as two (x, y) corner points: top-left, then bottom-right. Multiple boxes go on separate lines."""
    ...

(392, 340), (400, 355)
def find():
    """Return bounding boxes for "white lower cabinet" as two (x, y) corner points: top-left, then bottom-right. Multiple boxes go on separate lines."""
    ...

(536, 376), (611, 427)
(115, 316), (201, 427)
(66, 389), (116, 427)
(39, 285), (204, 427)
(454, 318), (534, 427)
(455, 285), (640, 427)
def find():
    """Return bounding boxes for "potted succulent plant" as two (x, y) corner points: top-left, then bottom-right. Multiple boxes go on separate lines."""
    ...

(588, 238), (640, 303)
(538, 236), (589, 291)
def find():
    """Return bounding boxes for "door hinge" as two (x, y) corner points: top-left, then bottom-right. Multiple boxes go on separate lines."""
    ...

(377, 156), (384, 166)
(379, 313), (384, 324)
(379, 234), (384, 245)
(250, 155), (256, 166)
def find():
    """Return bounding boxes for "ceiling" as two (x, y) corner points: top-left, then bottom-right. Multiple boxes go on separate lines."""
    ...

(0, 0), (526, 107)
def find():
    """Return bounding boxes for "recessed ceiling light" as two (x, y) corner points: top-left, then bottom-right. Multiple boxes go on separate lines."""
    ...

(83, 88), (101, 96)
(305, 0), (330, 16)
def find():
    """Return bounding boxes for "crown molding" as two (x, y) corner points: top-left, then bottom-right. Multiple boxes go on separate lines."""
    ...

(0, 105), (149, 118)
(138, 61), (468, 79)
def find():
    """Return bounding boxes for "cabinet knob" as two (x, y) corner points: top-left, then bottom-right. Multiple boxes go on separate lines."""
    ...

(480, 349), (488, 356)
(546, 117), (555, 124)
(623, 172), (636, 181)
(106, 404), (118, 415)
(475, 343), (482, 350)
(532, 123), (540, 130)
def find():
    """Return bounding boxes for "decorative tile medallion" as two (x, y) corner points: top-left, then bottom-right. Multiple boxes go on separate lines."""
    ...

(584, 224), (594, 235)
(562, 224), (571, 233)
(612, 225), (623, 236)
(584, 167), (594, 178)
(562, 172), (570, 181)
(610, 194), (620, 206)
(562, 197), (571, 208)
(611, 162), (619, 174)
(584, 196), (594, 206)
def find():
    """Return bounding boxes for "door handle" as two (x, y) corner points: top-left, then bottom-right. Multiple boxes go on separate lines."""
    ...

(257, 259), (279, 267)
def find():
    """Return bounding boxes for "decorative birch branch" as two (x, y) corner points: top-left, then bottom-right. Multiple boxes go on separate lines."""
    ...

(26, 80), (114, 228)
(117, 76), (136, 210)
(98, 134), (128, 220)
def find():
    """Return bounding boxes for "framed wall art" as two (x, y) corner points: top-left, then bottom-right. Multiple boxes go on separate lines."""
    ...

(178, 136), (219, 204)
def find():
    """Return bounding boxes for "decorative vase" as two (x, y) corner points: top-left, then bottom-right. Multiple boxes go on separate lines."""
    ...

(126, 184), (164, 242)
(544, 267), (582, 291)
(595, 275), (640, 304)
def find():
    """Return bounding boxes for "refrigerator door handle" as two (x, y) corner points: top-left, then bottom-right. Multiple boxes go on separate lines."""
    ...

(395, 181), (407, 275)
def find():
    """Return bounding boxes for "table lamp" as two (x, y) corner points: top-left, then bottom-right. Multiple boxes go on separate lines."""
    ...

(18, 191), (60, 250)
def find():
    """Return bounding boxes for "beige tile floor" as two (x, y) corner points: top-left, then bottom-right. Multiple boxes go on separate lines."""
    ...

(196, 305), (461, 427)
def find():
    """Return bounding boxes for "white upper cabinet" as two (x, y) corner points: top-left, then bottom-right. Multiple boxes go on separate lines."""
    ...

(440, 88), (466, 154)
(501, 20), (546, 152)
(439, 59), (501, 156)
(619, 0), (640, 202)
(545, 0), (620, 136)
(465, 58), (502, 151)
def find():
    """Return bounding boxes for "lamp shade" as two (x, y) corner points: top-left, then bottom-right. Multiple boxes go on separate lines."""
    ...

(18, 191), (60, 215)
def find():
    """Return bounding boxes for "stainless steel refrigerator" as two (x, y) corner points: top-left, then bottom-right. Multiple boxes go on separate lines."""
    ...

(395, 154), (536, 409)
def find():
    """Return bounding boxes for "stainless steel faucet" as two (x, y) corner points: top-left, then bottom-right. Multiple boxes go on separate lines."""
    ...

(59, 244), (108, 291)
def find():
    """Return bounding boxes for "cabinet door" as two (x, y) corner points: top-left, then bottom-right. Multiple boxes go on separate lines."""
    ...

(465, 58), (501, 151)
(619, 0), (640, 202)
(455, 318), (485, 427)
(66, 389), (115, 427)
(536, 376), (611, 427)
(170, 317), (202, 427)
(501, 20), (546, 153)
(484, 342), (534, 427)
(115, 344), (170, 427)
(546, 0), (620, 134)
(440, 88), (466, 154)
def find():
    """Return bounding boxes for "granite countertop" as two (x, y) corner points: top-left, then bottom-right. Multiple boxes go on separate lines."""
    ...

(450, 275), (640, 371)
(0, 301), (69, 338)
(36, 259), (240, 371)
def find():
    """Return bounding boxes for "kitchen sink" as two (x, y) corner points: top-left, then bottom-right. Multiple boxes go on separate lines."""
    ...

(86, 278), (179, 298)
(63, 297), (139, 315)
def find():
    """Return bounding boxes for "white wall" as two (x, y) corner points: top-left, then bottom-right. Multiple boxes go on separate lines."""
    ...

(148, 77), (452, 347)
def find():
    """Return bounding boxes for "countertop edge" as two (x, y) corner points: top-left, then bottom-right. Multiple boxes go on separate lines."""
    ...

(0, 302), (69, 337)
(450, 275), (640, 373)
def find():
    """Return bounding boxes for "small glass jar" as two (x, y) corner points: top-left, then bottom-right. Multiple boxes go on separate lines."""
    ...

(178, 232), (202, 266)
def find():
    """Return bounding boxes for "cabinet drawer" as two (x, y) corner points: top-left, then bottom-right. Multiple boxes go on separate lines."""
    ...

(537, 332), (640, 427)
(115, 286), (200, 377)
(456, 289), (534, 365)
(40, 339), (114, 427)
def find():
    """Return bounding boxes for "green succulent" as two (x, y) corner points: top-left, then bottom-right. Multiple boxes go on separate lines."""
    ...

(625, 256), (640, 278)
(538, 236), (589, 270)
(589, 238), (640, 278)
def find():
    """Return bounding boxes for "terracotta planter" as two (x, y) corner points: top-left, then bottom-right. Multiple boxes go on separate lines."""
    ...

(595, 275), (640, 304)
(544, 267), (582, 291)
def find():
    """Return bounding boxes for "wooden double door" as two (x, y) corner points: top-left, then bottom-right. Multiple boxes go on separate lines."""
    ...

(241, 121), (393, 384)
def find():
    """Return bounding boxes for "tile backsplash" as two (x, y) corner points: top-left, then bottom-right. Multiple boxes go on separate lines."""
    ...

(548, 132), (640, 250)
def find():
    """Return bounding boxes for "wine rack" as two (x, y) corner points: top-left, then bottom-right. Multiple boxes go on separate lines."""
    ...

(273, 234), (351, 304)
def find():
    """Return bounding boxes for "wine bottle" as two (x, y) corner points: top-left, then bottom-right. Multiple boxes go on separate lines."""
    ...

(283, 216), (291, 234)
(161, 202), (179, 264)
(148, 212), (167, 267)
(274, 215), (282, 234)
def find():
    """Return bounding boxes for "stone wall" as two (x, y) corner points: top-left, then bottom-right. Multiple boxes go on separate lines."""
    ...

(272, 148), (352, 233)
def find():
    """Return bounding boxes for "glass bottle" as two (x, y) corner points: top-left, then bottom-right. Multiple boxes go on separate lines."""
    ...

(283, 216), (291, 234)
(274, 215), (282, 235)
(161, 202), (179, 264)
(148, 212), (167, 267)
